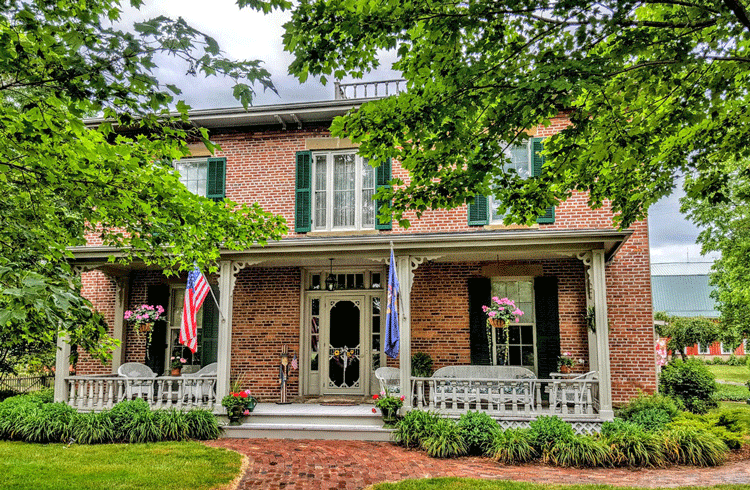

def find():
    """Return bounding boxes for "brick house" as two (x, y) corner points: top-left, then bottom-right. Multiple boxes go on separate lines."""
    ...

(55, 82), (657, 424)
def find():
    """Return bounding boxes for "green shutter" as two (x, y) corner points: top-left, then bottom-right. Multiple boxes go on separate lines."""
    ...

(375, 157), (392, 230)
(295, 151), (312, 233)
(200, 286), (219, 367)
(534, 277), (560, 380)
(531, 138), (555, 224)
(468, 278), (492, 365)
(467, 195), (489, 226)
(206, 157), (226, 201)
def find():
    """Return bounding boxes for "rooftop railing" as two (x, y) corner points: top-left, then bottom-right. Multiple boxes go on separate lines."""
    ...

(334, 79), (406, 100)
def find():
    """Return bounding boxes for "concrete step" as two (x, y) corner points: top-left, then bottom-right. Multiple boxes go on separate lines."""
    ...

(219, 402), (395, 441)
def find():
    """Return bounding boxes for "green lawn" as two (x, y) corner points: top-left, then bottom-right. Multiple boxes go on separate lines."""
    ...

(706, 365), (750, 384)
(371, 478), (750, 490)
(0, 441), (241, 490)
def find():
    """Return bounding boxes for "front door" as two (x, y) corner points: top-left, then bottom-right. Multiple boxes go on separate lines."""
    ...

(323, 296), (365, 395)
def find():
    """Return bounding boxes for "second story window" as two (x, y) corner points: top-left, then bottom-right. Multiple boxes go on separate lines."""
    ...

(491, 143), (533, 223)
(174, 157), (226, 201)
(313, 151), (376, 231)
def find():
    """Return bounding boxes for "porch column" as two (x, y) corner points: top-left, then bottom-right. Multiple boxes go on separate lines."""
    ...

(591, 249), (614, 419)
(110, 275), (130, 374)
(217, 260), (234, 407)
(396, 255), (412, 408)
(53, 334), (71, 403)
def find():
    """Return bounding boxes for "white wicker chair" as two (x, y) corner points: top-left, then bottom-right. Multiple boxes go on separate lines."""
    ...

(550, 371), (597, 414)
(374, 367), (400, 394)
(182, 362), (218, 401)
(117, 362), (156, 400)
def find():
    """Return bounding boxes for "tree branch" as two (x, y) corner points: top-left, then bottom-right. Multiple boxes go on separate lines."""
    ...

(722, 0), (750, 31)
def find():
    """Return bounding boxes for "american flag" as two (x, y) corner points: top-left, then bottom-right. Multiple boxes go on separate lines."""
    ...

(180, 265), (210, 353)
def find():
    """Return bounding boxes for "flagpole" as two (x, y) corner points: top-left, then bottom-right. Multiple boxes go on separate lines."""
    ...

(207, 283), (226, 321)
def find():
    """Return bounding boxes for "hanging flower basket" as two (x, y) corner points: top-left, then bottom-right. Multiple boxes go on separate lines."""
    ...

(139, 323), (153, 333)
(489, 318), (506, 329)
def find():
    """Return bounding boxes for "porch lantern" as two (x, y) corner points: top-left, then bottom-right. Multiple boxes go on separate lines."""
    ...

(325, 258), (337, 291)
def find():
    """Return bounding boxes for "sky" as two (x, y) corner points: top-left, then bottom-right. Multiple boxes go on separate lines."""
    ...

(119, 0), (713, 266)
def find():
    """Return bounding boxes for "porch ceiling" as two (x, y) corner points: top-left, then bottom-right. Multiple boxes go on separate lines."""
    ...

(70, 228), (631, 272)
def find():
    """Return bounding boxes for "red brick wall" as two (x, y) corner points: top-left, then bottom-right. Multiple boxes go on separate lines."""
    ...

(75, 270), (116, 374)
(230, 267), (301, 401)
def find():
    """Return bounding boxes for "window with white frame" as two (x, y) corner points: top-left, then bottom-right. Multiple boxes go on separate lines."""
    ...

(490, 143), (533, 223)
(490, 279), (536, 370)
(312, 151), (376, 231)
(698, 343), (710, 354)
(167, 287), (203, 372)
(175, 158), (209, 197)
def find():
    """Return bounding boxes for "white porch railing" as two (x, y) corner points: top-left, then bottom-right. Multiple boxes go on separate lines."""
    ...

(64, 375), (217, 411)
(334, 79), (406, 100)
(410, 376), (600, 418)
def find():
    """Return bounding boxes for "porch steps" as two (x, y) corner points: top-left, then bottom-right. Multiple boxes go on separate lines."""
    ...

(221, 403), (395, 441)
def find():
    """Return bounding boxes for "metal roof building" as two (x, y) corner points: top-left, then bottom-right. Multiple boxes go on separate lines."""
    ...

(651, 262), (718, 318)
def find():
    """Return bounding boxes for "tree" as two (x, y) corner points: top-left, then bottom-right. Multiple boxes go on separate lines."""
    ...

(654, 311), (720, 360)
(281, 0), (750, 229)
(0, 0), (286, 362)
(681, 159), (750, 349)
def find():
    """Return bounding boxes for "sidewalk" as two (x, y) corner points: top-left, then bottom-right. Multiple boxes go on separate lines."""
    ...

(207, 439), (750, 490)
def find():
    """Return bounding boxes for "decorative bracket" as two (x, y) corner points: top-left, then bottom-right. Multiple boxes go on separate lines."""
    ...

(576, 252), (593, 306)
(230, 260), (264, 293)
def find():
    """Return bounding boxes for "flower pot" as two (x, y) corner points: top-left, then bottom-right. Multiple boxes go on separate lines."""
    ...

(560, 365), (571, 374)
(170, 368), (182, 376)
(381, 407), (398, 425)
(245, 397), (257, 413)
(227, 406), (245, 426)
(489, 318), (506, 329)
(139, 323), (153, 333)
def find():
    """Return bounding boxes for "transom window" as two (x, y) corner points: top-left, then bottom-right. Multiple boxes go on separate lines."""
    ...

(175, 158), (208, 197)
(490, 279), (536, 370)
(313, 151), (376, 231)
(491, 143), (533, 223)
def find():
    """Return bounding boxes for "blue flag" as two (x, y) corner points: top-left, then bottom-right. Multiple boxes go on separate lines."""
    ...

(384, 249), (400, 359)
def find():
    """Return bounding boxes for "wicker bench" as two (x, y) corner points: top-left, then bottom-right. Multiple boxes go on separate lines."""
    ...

(431, 365), (536, 413)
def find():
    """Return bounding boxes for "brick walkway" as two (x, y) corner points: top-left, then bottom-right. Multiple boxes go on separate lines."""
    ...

(207, 439), (750, 490)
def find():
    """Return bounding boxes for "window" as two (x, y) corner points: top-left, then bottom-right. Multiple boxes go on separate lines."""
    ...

(166, 285), (219, 373)
(490, 279), (536, 370)
(312, 151), (376, 231)
(490, 143), (533, 223)
(721, 343), (734, 355)
(174, 157), (226, 200)
(698, 343), (710, 354)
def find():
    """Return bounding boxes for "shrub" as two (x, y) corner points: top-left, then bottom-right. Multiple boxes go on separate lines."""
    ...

(25, 388), (54, 404)
(411, 352), (434, 377)
(127, 409), (163, 443)
(421, 418), (468, 458)
(155, 409), (189, 441)
(715, 384), (750, 401)
(489, 428), (537, 464)
(16, 402), (75, 443)
(543, 435), (611, 468)
(70, 412), (115, 444)
(528, 415), (574, 450)
(108, 399), (150, 441)
(0, 398), (38, 440)
(616, 393), (682, 422)
(629, 408), (673, 432)
(668, 414), (744, 450)
(0, 390), (17, 402)
(659, 358), (718, 413)
(393, 410), (440, 448)
(601, 420), (667, 467)
(711, 356), (725, 365)
(714, 407), (750, 435)
(726, 354), (745, 366)
(663, 426), (728, 466)
(457, 411), (501, 455)
(184, 409), (221, 440)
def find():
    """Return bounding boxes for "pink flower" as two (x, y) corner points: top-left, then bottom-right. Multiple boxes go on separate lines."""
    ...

(488, 311), (497, 318)
(491, 296), (500, 303)
(400, 396), (405, 401)
(156, 305), (164, 313)
(171, 356), (175, 361)
(481, 305), (489, 312)
(243, 410), (250, 415)
(124, 311), (132, 320)
(179, 358), (186, 363)
(514, 309), (523, 316)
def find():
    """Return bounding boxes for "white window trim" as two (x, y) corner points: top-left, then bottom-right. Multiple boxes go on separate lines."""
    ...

(490, 277), (537, 372)
(166, 284), (202, 374)
(174, 157), (209, 198)
(312, 150), (376, 231)
(720, 342), (734, 355)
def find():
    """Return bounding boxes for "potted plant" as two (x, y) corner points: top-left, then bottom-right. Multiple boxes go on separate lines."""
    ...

(170, 356), (187, 376)
(558, 351), (575, 374)
(123, 304), (165, 345)
(221, 389), (257, 425)
(372, 390), (404, 426)
(483, 297), (524, 364)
